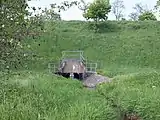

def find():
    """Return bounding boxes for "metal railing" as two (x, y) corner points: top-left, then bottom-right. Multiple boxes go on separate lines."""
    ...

(48, 51), (97, 74)
(48, 62), (59, 74)
(85, 63), (97, 73)
(62, 51), (85, 60)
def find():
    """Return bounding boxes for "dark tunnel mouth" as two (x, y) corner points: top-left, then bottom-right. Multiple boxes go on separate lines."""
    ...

(74, 73), (81, 80)
(55, 72), (83, 80)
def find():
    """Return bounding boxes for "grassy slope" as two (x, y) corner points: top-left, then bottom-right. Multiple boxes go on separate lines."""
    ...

(97, 71), (160, 120)
(0, 71), (117, 120)
(1, 20), (160, 120)
(24, 20), (160, 76)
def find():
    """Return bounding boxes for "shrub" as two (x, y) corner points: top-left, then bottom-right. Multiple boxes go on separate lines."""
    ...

(138, 11), (157, 21)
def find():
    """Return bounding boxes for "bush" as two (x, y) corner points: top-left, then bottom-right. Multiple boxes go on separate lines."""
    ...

(138, 11), (157, 21)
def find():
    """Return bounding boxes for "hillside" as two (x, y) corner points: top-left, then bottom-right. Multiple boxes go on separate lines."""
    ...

(1, 20), (160, 120)
(24, 20), (160, 76)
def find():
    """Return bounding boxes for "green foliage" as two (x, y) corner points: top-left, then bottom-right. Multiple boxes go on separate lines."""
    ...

(41, 7), (61, 21)
(83, 0), (111, 21)
(138, 11), (157, 21)
(0, 71), (118, 120)
(156, 0), (160, 7)
(129, 3), (149, 21)
(25, 21), (160, 71)
(0, 0), (46, 74)
(155, 0), (160, 16)
(0, 0), (28, 73)
(77, 0), (90, 13)
(97, 71), (160, 120)
(0, 0), (79, 73)
(96, 69), (105, 75)
(1, 4), (160, 119)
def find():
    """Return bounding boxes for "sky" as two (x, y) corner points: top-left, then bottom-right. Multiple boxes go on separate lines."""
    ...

(28, 0), (159, 20)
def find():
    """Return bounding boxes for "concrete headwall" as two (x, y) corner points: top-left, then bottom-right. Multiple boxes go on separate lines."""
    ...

(61, 59), (86, 74)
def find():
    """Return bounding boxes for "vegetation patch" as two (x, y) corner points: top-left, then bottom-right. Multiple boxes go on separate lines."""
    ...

(97, 71), (160, 120)
(1, 0), (160, 119)
(0, 71), (118, 120)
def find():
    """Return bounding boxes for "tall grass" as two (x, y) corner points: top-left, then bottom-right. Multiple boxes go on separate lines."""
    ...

(0, 71), (117, 120)
(97, 71), (160, 120)
(23, 21), (160, 72)
(1, 20), (160, 120)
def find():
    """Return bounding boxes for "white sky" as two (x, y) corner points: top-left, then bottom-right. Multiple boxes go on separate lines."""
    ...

(28, 0), (159, 20)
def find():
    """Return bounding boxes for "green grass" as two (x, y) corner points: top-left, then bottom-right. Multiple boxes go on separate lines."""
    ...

(1, 20), (160, 119)
(0, 71), (117, 120)
(23, 21), (160, 71)
(97, 71), (160, 120)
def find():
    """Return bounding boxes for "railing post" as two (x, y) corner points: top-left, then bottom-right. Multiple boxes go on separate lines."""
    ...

(54, 64), (55, 74)
(48, 63), (50, 74)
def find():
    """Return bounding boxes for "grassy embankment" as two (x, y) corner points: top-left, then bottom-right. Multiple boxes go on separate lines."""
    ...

(1, 21), (160, 120)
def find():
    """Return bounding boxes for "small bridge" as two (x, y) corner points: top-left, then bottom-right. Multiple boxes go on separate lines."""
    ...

(48, 51), (97, 80)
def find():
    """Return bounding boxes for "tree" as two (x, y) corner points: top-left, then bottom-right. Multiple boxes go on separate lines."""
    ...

(133, 3), (148, 14)
(155, 0), (160, 16)
(83, 0), (111, 21)
(57, 1), (78, 12)
(77, 0), (90, 13)
(128, 12), (139, 21)
(39, 1), (79, 21)
(0, 0), (32, 71)
(129, 3), (148, 21)
(0, 0), (72, 73)
(41, 5), (61, 21)
(111, 0), (125, 21)
(156, 0), (160, 7)
(138, 11), (157, 21)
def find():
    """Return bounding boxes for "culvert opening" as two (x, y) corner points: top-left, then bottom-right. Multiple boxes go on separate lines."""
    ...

(74, 73), (84, 80)
(55, 72), (84, 80)
(61, 73), (70, 78)
(73, 73), (79, 79)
